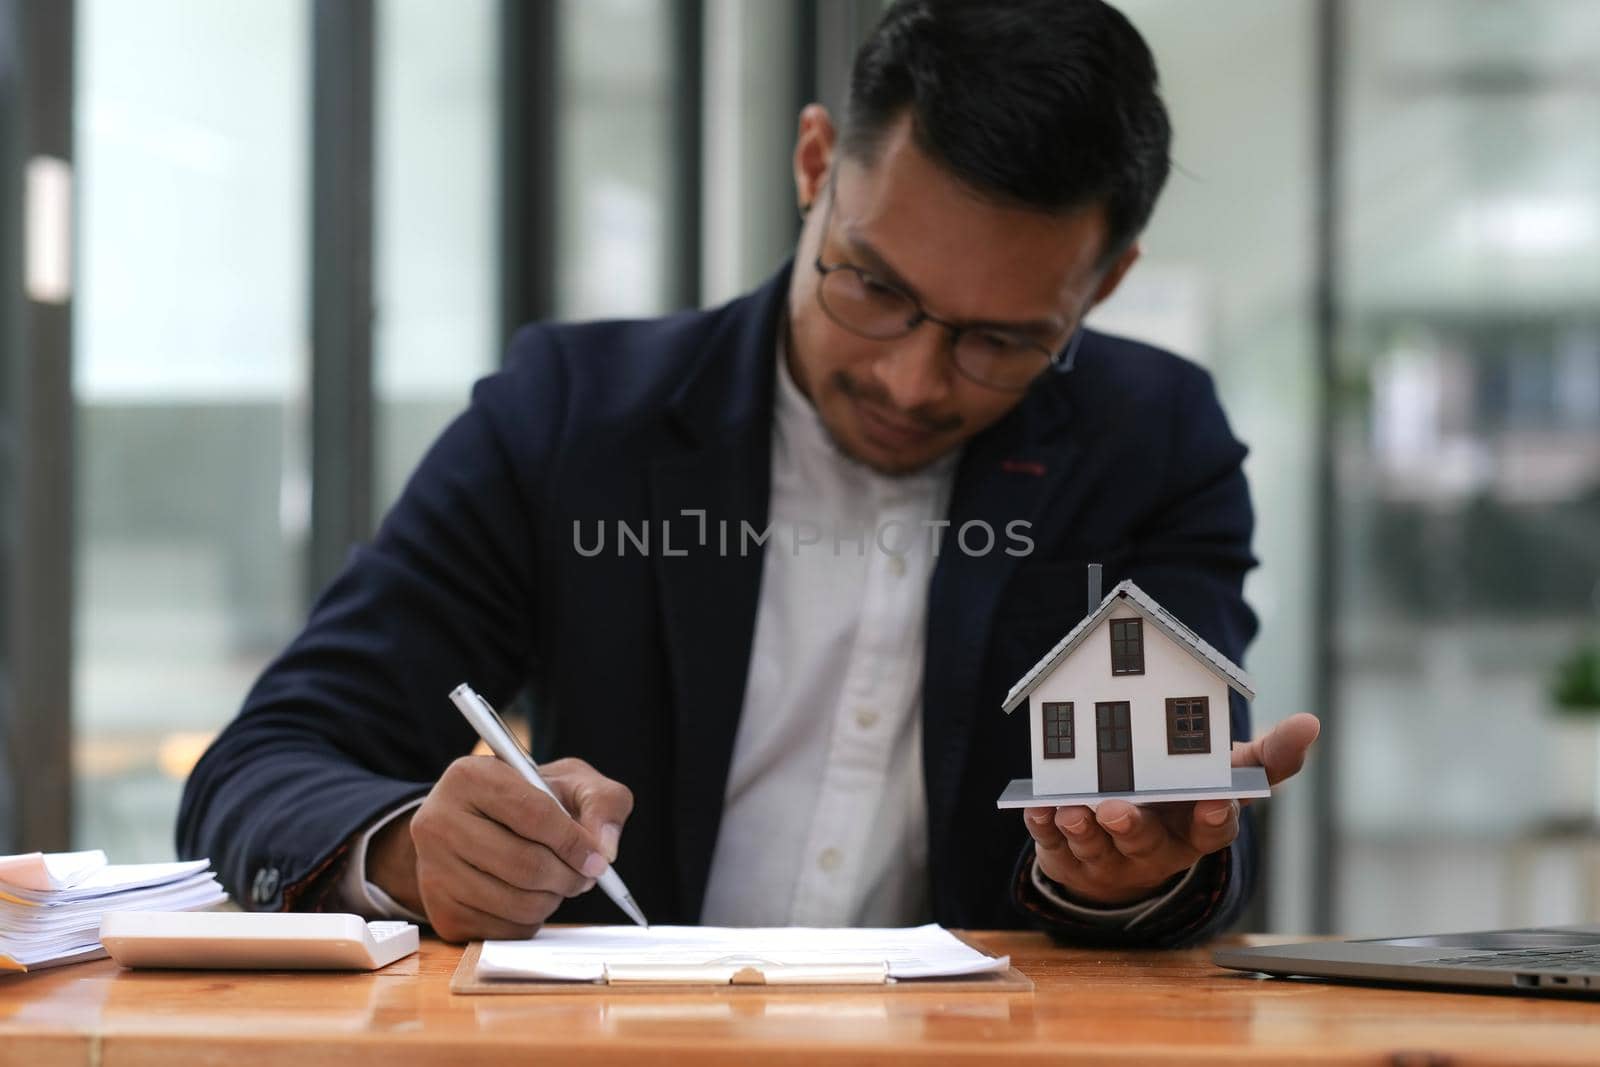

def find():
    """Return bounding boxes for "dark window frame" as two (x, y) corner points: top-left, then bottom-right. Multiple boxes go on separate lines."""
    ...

(1042, 701), (1074, 759)
(1110, 617), (1145, 675)
(309, 0), (375, 600)
(3, 0), (76, 853)
(1165, 696), (1211, 754)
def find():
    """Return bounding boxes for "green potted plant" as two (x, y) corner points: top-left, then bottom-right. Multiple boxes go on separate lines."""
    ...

(1552, 642), (1600, 715)
(1548, 639), (1600, 826)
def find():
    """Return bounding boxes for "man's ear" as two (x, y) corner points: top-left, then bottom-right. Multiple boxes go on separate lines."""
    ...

(1089, 242), (1142, 309)
(793, 103), (836, 215)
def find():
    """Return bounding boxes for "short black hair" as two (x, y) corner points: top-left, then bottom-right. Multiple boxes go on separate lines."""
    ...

(841, 0), (1171, 262)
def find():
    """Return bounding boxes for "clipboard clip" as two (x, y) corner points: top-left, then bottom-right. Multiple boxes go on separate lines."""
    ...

(603, 957), (892, 985)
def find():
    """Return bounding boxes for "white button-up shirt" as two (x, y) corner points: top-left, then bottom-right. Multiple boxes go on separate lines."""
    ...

(699, 346), (958, 927)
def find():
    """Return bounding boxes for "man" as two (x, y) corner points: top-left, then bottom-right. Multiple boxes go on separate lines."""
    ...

(179, 0), (1317, 946)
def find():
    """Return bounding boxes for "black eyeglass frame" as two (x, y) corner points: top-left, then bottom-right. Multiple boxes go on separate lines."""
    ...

(809, 181), (1085, 392)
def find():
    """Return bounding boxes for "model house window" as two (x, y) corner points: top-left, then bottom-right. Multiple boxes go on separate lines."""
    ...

(1110, 618), (1144, 675)
(1042, 702), (1074, 758)
(1166, 696), (1210, 753)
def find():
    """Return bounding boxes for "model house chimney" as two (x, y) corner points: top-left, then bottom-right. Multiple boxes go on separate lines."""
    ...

(1087, 563), (1102, 616)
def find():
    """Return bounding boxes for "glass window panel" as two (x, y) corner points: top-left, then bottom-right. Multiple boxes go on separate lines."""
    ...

(1334, 0), (1600, 934)
(373, 0), (499, 520)
(700, 0), (804, 305)
(73, 0), (310, 860)
(556, 0), (674, 318)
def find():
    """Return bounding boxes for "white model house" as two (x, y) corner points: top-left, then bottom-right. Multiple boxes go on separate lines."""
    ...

(995, 570), (1268, 807)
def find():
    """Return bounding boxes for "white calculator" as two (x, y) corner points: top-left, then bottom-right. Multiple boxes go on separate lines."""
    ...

(99, 911), (419, 971)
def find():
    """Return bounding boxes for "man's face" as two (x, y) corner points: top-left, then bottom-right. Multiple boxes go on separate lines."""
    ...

(785, 110), (1136, 476)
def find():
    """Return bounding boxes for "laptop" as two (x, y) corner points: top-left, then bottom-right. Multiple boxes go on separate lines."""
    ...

(1214, 925), (1600, 997)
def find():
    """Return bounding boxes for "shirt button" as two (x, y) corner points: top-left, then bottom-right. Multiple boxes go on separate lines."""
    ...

(887, 555), (907, 577)
(818, 848), (842, 873)
(855, 708), (880, 730)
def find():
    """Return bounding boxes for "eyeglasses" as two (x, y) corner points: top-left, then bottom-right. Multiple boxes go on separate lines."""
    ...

(811, 185), (1080, 392)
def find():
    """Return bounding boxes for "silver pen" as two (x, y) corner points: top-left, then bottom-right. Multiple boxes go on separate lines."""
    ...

(448, 683), (649, 927)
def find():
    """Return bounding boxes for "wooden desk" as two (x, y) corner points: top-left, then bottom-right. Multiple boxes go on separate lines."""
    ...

(4, 932), (1600, 1065)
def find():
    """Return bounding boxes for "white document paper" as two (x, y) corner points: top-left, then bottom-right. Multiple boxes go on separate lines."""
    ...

(0, 850), (108, 892)
(0, 860), (214, 905)
(477, 924), (1009, 983)
(0, 852), (226, 972)
(0, 879), (227, 932)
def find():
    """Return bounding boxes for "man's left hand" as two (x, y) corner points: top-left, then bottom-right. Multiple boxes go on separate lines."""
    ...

(1022, 712), (1320, 906)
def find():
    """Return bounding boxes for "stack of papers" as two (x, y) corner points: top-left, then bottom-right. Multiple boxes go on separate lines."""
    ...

(476, 924), (1011, 985)
(0, 850), (227, 972)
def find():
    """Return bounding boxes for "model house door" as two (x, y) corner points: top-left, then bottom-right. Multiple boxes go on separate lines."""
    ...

(1096, 701), (1133, 791)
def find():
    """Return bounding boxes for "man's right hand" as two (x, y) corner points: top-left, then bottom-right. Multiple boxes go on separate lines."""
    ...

(367, 755), (634, 942)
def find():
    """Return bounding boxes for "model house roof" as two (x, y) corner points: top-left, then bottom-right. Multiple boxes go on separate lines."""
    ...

(1001, 580), (1257, 713)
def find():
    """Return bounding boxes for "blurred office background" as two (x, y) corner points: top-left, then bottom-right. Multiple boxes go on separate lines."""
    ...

(3, 0), (1598, 936)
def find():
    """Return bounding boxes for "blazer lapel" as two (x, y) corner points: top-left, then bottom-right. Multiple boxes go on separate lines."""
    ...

(647, 270), (787, 920)
(922, 379), (1089, 894)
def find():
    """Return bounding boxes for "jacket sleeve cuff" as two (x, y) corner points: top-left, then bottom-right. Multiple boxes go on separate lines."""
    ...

(271, 780), (433, 914)
(1011, 842), (1235, 948)
(330, 798), (428, 921)
(1026, 855), (1200, 929)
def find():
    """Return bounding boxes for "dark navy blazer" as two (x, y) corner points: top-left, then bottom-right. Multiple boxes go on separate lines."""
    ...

(177, 264), (1260, 945)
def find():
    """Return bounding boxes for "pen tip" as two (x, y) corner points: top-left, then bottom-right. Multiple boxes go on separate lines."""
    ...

(621, 895), (649, 928)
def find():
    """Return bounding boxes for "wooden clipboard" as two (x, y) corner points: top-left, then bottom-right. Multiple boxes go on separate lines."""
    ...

(449, 931), (1033, 995)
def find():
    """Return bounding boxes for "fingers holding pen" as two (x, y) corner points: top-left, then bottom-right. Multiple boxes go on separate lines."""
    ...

(451, 756), (612, 880)
(417, 881), (546, 943)
(408, 756), (615, 941)
(541, 757), (636, 864)
(437, 805), (597, 899)
(421, 849), (566, 929)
